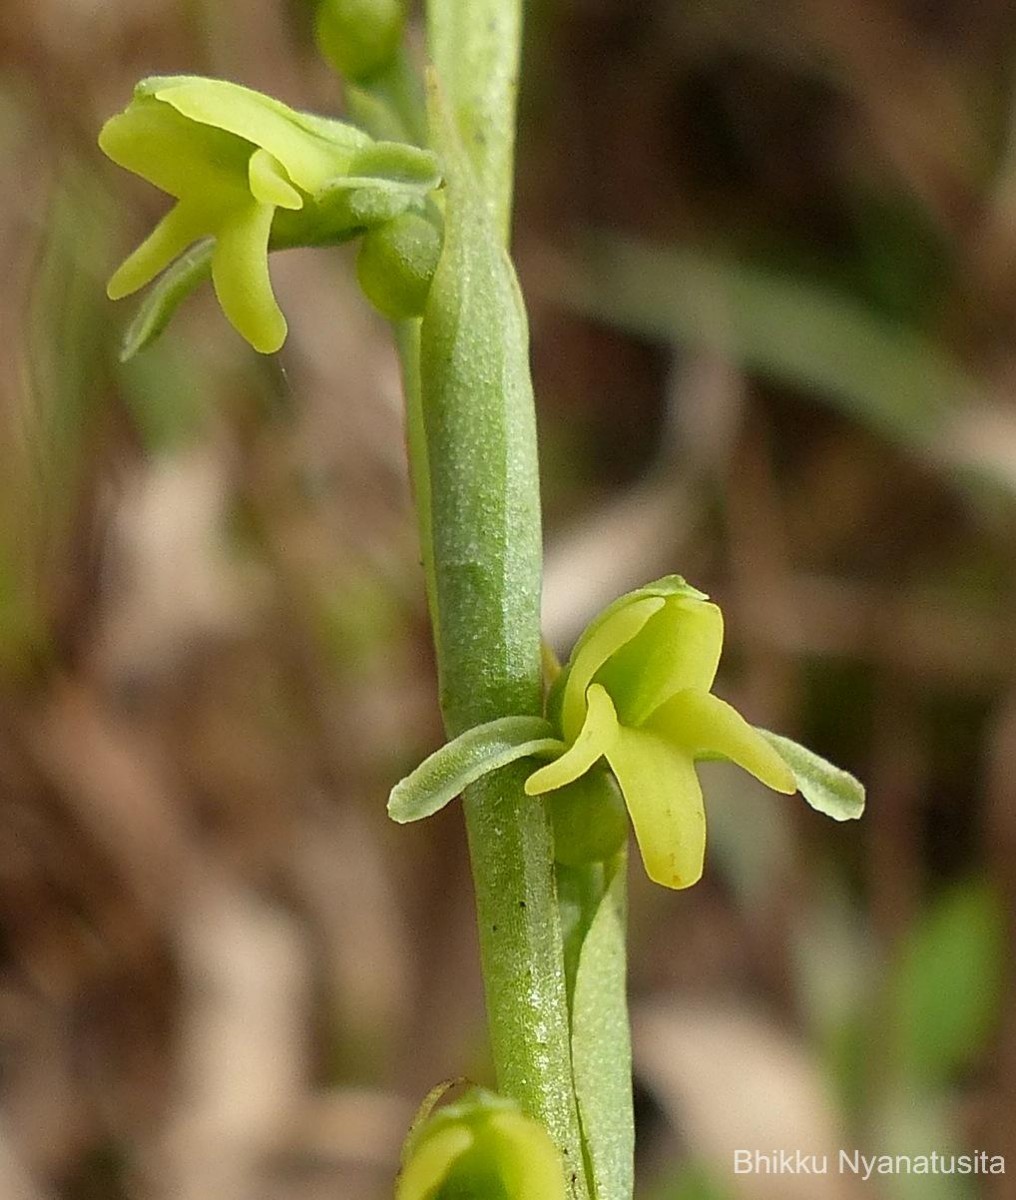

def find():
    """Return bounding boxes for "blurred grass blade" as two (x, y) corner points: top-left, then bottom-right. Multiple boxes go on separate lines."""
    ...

(757, 729), (865, 821)
(3, 168), (114, 674)
(891, 880), (1005, 1087)
(564, 237), (973, 446)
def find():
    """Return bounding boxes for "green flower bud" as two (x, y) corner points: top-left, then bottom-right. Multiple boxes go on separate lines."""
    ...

(356, 211), (441, 320)
(547, 767), (627, 867)
(397, 1088), (566, 1200)
(315, 0), (406, 82)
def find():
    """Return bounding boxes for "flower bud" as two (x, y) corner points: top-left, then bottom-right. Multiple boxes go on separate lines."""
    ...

(357, 211), (441, 320)
(315, 0), (406, 82)
(397, 1087), (566, 1200)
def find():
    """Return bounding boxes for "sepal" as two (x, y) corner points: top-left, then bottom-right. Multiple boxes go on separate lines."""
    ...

(756, 729), (866, 821)
(388, 716), (561, 823)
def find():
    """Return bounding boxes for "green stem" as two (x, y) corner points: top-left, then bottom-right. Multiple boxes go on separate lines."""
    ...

(426, 0), (521, 240)
(462, 765), (588, 1197)
(407, 2), (589, 1194)
(394, 319), (438, 633)
(357, 2), (591, 1190)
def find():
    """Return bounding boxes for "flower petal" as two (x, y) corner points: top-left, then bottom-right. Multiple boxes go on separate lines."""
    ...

(248, 148), (303, 210)
(99, 95), (248, 201)
(526, 684), (619, 795)
(596, 597), (723, 727)
(648, 689), (796, 794)
(559, 597), (664, 742)
(211, 202), (287, 353)
(605, 725), (705, 889)
(152, 78), (359, 194)
(140, 76), (370, 149)
(107, 201), (210, 299)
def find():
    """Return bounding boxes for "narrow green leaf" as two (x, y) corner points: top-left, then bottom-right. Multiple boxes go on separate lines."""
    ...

(757, 729), (865, 821)
(571, 852), (633, 1200)
(388, 716), (561, 823)
(119, 238), (212, 361)
(557, 862), (605, 1006)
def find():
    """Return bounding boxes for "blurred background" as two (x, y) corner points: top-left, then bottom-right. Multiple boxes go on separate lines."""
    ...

(0, 0), (1014, 1197)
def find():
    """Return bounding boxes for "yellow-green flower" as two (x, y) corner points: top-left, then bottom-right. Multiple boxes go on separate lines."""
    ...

(524, 577), (795, 888)
(99, 76), (439, 353)
(397, 1087), (565, 1200)
(388, 576), (864, 890)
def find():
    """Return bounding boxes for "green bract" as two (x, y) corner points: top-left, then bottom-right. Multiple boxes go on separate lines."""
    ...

(99, 76), (440, 354)
(389, 575), (865, 890)
(397, 1088), (566, 1200)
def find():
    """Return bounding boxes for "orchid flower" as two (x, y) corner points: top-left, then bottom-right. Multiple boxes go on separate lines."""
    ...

(389, 576), (864, 889)
(99, 76), (440, 354)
